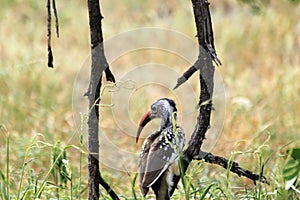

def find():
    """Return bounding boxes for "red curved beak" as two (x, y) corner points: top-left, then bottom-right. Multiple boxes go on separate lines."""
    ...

(136, 110), (153, 143)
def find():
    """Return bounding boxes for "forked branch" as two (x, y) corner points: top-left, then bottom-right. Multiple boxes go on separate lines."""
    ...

(86, 0), (117, 199)
(170, 0), (267, 196)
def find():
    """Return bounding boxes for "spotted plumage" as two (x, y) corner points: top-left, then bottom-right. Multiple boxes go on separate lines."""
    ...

(136, 98), (185, 200)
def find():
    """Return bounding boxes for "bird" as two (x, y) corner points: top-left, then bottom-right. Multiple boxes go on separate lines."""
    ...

(136, 98), (185, 200)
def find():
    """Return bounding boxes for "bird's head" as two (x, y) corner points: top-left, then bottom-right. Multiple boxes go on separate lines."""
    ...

(136, 98), (177, 143)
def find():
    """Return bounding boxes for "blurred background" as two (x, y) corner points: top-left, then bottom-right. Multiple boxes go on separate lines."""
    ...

(0, 0), (299, 199)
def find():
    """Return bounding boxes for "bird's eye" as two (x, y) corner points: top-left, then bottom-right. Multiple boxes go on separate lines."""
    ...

(151, 105), (157, 113)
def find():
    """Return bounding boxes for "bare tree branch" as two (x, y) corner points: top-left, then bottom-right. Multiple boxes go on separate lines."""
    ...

(194, 150), (268, 184)
(47, 0), (53, 68)
(86, 0), (118, 199)
(170, 0), (266, 196)
(173, 63), (197, 90)
(46, 0), (59, 68)
(52, 0), (59, 38)
(174, 0), (221, 90)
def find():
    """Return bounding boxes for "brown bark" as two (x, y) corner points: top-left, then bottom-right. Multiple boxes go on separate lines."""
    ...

(86, 0), (118, 199)
(170, 0), (266, 196)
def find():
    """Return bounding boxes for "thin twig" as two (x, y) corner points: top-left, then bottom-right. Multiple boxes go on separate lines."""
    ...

(105, 67), (116, 83)
(52, 0), (59, 38)
(173, 65), (197, 90)
(99, 176), (120, 200)
(173, 0), (221, 90)
(194, 151), (268, 184)
(47, 0), (53, 68)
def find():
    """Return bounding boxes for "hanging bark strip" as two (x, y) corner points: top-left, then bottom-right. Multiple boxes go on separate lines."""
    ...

(86, 0), (118, 200)
(171, 0), (266, 196)
(52, 0), (59, 38)
(46, 0), (53, 68)
(46, 0), (60, 68)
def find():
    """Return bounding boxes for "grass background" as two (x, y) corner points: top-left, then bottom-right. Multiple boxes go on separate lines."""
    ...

(0, 0), (300, 199)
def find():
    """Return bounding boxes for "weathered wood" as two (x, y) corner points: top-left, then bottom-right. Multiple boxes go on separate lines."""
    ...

(170, 0), (266, 196)
(170, 1), (217, 195)
(194, 150), (268, 184)
(47, 0), (53, 68)
(46, 0), (59, 68)
(86, 0), (118, 199)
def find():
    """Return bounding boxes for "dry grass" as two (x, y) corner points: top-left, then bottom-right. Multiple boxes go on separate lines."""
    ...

(0, 0), (299, 199)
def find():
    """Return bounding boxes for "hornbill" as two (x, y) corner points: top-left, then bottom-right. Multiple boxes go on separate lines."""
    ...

(136, 98), (185, 200)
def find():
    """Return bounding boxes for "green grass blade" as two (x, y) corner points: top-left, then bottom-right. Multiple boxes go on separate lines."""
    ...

(5, 135), (9, 200)
(17, 142), (35, 200)
(200, 183), (215, 200)
(34, 150), (64, 199)
(0, 170), (8, 200)
(131, 173), (138, 200)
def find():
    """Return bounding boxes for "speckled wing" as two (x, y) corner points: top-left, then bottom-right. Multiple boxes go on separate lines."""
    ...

(141, 126), (185, 188)
(138, 130), (161, 196)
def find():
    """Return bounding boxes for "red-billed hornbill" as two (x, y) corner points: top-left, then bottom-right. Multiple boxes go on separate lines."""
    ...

(136, 98), (185, 200)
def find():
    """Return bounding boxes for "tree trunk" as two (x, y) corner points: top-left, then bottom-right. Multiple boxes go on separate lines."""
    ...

(86, 0), (118, 199)
(86, 0), (103, 199)
(170, 0), (219, 195)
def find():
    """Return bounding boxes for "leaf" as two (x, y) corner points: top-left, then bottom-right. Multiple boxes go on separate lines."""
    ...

(285, 177), (297, 190)
(287, 148), (300, 160)
(0, 170), (8, 200)
(283, 159), (300, 181)
(289, 0), (300, 4)
(0, 170), (5, 180)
